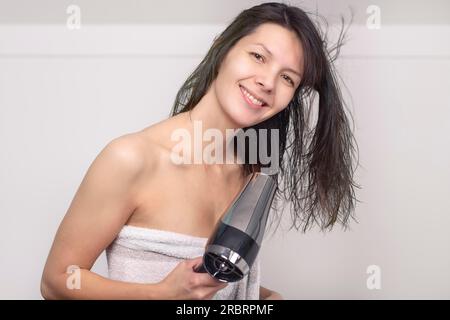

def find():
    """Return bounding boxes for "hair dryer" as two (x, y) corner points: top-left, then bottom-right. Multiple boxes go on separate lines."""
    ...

(194, 171), (277, 282)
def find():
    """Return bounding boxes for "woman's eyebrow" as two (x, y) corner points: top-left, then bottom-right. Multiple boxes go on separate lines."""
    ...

(253, 42), (302, 77)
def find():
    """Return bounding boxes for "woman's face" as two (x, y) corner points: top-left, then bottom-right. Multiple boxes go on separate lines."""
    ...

(213, 22), (304, 128)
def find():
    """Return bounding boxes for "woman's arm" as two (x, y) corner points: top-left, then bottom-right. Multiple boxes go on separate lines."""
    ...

(259, 286), (283, 300)
(41, 135), (159, 299)
(41, 268), (163, 299)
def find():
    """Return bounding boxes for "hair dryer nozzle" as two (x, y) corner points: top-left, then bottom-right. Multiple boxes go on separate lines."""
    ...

(195, 172), (277, 282)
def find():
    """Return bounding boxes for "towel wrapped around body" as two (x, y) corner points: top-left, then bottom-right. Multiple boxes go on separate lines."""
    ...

(105, 225), (261, 300)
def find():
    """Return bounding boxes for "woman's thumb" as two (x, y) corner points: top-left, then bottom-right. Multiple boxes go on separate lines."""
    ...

(187, 256), (204, 268)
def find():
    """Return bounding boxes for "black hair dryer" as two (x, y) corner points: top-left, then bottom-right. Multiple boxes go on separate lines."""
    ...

(194, 171), (277, 282)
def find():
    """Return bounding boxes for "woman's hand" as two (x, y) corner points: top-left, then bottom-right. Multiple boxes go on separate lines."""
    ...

(157, 257), (228, 300)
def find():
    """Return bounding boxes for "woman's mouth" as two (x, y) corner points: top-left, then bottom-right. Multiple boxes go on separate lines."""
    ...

(239, 85), (268, 109)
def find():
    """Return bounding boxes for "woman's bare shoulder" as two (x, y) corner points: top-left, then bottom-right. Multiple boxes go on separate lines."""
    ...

(116, 113), (187, 170)
(108, 130), (160, 175)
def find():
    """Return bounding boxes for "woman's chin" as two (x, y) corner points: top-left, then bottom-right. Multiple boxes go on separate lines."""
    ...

(226, 107), (263, 128)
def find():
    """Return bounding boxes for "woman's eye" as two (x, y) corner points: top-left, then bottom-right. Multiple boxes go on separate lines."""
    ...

(250, 52), (264, 62)
(282, 75), (294, 86)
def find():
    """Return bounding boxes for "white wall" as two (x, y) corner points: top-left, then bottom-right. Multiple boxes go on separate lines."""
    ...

(1, 0), (449, 25)
(1, 14), (449, 299)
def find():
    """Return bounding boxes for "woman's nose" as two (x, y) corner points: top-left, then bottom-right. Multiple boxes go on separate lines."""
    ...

(255, 74), (275, 93)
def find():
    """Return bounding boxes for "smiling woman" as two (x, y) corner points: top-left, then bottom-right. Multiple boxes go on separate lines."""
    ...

(215, 22), (305, 121)
(41, 2), (359, 300)
(171, 2), (359, 231)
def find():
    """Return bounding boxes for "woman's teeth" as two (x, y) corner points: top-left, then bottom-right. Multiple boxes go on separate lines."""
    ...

(241, 86), (265, 106)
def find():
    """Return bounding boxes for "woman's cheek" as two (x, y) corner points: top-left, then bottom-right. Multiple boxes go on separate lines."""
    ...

(230, 57), (254, 77)
(279, 89), (294, 107)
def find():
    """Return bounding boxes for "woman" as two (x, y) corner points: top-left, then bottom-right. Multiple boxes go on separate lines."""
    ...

(41, 2), (358, 300)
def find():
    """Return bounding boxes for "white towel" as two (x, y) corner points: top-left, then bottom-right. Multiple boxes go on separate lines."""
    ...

(105, 225), (260, 300)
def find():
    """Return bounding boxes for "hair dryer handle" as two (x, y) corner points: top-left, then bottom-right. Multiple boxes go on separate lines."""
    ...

(193, 262), (207, 273)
